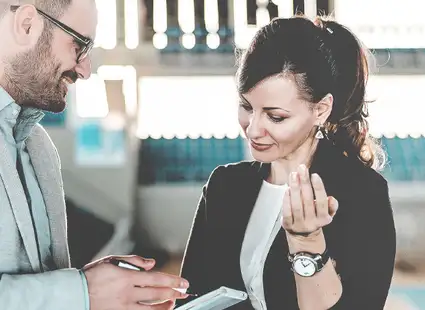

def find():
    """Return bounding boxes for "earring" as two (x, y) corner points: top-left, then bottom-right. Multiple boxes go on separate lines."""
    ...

(315, 124), (327, 140)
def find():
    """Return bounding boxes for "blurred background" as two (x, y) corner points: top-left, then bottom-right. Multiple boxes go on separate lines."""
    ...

(44, 0), (425, 309)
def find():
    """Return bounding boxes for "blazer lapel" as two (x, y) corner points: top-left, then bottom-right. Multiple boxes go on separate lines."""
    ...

(227, 162), (267, 289)
(232, 162), (265, 246)
(0, 134), (41, 271)
(26, 127), (70, 269)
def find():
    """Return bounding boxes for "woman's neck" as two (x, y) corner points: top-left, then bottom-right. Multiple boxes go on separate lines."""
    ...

(267, 138), (319, 185)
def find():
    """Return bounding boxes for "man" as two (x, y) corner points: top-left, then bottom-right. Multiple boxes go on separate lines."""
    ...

(0, 1), (190, 309)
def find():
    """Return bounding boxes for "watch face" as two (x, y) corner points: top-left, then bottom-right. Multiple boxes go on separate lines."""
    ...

(293, 256), (317, 277)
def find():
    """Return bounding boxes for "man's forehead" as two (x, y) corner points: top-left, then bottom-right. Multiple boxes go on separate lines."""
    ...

(59, 0), (97, 40)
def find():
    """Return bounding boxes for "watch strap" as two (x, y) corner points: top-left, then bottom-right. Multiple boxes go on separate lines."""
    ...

(315, 248), (329, 271)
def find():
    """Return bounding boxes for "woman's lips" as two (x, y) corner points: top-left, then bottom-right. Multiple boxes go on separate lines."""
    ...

(250, 140), (273, 151)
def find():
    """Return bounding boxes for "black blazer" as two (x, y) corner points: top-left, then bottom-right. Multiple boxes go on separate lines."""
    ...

(177, 139), (396, 310)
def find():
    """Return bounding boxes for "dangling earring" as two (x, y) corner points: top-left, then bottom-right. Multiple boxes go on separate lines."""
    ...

(315, 124), (327, 140)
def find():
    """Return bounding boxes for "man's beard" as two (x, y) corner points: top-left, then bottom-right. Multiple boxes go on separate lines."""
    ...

(2, 31), (77, 113)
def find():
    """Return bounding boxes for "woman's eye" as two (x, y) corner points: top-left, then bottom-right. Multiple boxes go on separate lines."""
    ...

(268, 115), (285, 123)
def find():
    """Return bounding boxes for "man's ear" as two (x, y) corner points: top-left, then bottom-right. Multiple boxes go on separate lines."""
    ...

(315, 93), (333, 125)
(12, 5), (44, 46)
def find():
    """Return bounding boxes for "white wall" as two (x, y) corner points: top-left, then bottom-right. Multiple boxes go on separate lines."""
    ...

(137, 184), (204, 255)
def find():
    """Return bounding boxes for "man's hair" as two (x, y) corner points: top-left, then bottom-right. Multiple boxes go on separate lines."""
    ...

(0, 0), (73, 20)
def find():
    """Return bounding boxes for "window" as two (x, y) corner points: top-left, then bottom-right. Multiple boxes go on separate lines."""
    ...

(367, 75), (425, 138)
(146, 0), (295, 50)
(75, 65), (137, 119)
(334, 0), (425, 48)
(75, 74), (109, 118)
(137, 76), (241, 139)
(94, 0), (117, 49)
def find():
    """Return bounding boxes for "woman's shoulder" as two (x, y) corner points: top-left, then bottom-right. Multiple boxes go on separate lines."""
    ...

(342, 152), (388, 191)
(317, 139), (387, 188)
(316, 141), (390, 210)
(208, 160), (259, 180)
(204, 160), (262, 193)
(332, 153), (392, 219)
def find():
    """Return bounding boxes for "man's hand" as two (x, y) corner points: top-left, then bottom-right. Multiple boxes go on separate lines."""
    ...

(83, 255), (190, 310)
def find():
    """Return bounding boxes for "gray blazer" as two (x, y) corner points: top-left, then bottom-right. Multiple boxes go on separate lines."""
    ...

(0, 124), (86, 310)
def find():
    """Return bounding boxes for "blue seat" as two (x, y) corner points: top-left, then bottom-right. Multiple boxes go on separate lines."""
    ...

(138, 137), (245, 184)
(138, 136), (425, 184)
(381, 137), (425, 181)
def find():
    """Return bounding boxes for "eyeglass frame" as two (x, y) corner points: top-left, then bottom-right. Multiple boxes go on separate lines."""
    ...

(10, 5), (94, 63)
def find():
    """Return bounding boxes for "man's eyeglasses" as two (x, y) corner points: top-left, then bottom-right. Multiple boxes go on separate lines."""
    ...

(10, 5), (94, 63)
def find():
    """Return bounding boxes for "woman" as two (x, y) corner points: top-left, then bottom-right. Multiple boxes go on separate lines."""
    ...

(177, 16), (396, 310)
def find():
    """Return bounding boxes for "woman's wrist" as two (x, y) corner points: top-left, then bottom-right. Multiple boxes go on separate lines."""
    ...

(286, 228), (327, 254)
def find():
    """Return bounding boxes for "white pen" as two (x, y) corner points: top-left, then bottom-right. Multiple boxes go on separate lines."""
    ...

(110, 258), (198, 296)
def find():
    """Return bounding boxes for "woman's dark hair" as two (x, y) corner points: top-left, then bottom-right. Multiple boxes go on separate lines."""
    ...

(236, 15), (385, 170)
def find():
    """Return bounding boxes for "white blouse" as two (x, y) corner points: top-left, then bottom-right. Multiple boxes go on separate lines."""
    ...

(240, 181), (288, 310)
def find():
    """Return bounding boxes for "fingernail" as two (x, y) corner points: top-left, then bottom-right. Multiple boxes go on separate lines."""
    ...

(180, 280), (189, 288)
(333, 198), (339, 209)
(311, 173), (321, 184)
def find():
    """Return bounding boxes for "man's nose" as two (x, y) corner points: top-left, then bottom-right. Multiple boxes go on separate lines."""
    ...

(74, 57), (92, 80)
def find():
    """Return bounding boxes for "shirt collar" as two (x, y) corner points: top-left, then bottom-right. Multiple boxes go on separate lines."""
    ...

(15, 107), (45, 143)
(0, 87), (15, 112)
(0, 87), (45, 142)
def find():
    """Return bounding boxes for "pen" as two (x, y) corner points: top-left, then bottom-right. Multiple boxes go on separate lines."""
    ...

(110, 258), (198, 297)
(110, 258), (144, 271)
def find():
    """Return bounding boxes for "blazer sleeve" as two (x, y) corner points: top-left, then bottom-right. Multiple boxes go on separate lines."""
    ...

(175, 166), (224, 306)
(331, 178), (396, 309)
(0, 269), (87, 310)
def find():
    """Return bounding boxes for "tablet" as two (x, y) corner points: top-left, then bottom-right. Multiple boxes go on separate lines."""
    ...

(175, 286), (248, 310)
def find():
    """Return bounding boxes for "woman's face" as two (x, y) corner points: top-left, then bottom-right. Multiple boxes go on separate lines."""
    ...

(238, 75), (320, 163)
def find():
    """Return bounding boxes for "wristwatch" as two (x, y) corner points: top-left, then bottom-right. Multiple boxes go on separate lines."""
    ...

(288, 249), (330, 277)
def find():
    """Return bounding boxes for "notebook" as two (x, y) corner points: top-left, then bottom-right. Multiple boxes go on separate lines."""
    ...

(175, 286), (248, 310)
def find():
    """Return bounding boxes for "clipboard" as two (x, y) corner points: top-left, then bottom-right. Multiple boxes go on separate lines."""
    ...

(175, 286), (248, 310)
